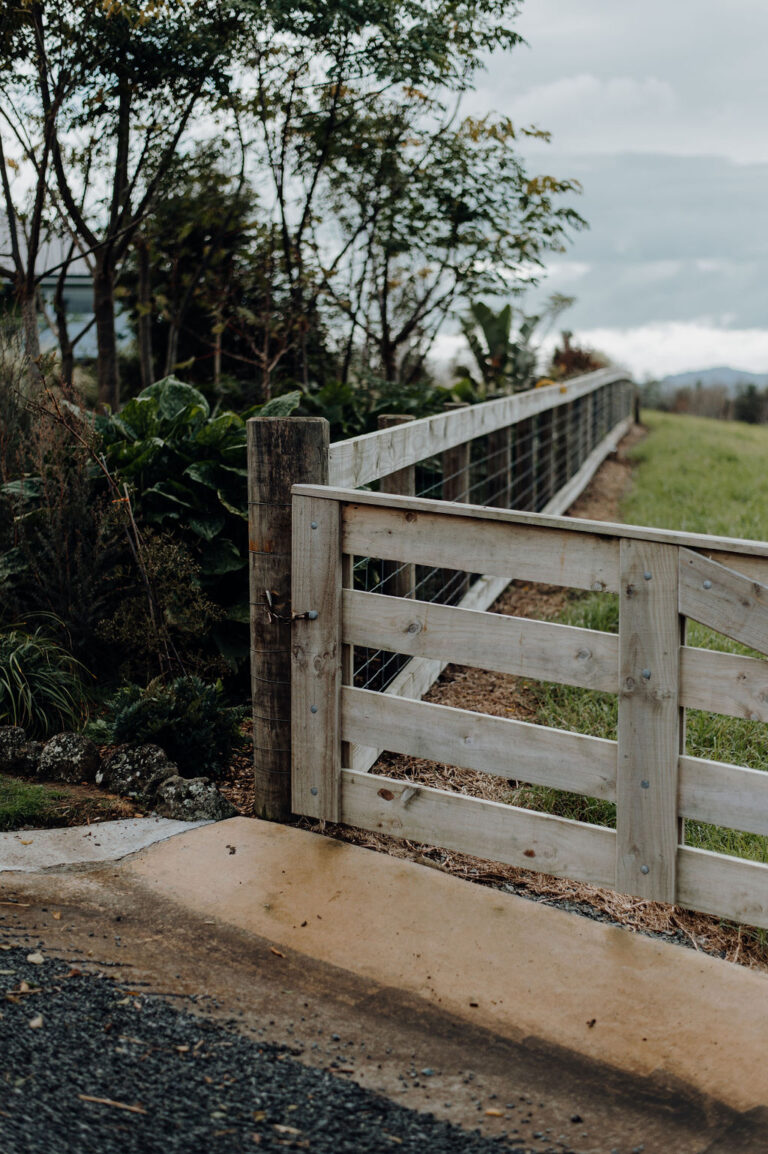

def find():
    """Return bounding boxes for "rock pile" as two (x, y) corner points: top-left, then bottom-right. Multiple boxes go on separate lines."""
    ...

(0, 726), (237, 822)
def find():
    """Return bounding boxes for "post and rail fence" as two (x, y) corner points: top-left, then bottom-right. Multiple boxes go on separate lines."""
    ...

(290, 485), (768, 931)
(248, 368), (635, 820)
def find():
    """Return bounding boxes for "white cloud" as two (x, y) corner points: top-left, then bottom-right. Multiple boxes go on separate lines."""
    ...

(561, 322), (768, 380)
(504, 74), (678, 156)
(431, 321), (768, 384)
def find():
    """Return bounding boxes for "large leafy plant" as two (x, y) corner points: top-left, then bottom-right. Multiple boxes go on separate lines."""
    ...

(95, 377), (300, 669)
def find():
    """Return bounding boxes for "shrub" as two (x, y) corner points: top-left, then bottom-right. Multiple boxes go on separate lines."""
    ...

(88, 676), (246, 780)
(0, 623), (90, 738)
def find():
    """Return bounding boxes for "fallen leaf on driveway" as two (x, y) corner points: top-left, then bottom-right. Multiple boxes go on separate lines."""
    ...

(52, 912), (62, 921)
(28, 1015), (43, 1029)
(270, 948), (285, 958)
(25, 952), (44, 965)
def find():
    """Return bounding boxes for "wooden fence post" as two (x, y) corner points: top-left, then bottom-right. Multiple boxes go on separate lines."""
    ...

(511, 416), (533, 510)
(378, 414), (415, 598)
(247, 416), (329, 820)
(291, 493), (342, 822)
(441, 402), (470, 600)
(487, 426), (511, 509)
(616, 539), (681, 901)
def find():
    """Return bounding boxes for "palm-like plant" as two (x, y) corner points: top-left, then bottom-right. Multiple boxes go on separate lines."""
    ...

(454, 294), (574, 400)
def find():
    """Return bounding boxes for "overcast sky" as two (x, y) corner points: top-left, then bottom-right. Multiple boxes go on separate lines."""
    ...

(442, 0), (768, 380)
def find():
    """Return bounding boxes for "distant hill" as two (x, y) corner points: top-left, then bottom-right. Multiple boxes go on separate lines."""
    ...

(659, 367), (768, 394)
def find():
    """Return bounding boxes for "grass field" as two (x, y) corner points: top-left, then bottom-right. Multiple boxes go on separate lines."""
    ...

(521, 410), (768, 864)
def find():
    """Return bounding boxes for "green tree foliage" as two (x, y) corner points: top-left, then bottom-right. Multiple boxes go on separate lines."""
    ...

(733, 383), (767, 424)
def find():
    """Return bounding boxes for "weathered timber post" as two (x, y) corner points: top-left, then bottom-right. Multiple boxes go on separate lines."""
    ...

(247, 416), (329, 820)
(511, 416), (534, 510)
(441, 402), (470, 601)
(616, 539), (681, 901)
(487, 426), (511, 509)
(378, 414), (415, 599)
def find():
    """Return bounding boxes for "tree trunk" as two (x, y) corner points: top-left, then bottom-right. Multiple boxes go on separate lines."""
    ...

(380, 340), (397, 383)
(20, 292), (42, 388)
(53, 282), (74, 387)
(164, 321), (180, 377)
(136, 238), (154, 389)
(94, 259), (120, 410)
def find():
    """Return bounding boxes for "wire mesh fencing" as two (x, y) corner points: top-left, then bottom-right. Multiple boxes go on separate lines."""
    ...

(349, 378), (635, 692)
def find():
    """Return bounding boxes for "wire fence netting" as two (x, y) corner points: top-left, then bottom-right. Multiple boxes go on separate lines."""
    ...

(349, 380), (634, 692)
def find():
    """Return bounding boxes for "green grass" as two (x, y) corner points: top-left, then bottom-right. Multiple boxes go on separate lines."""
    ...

(514, 411), (768, 864)
(0, 777), (66, 832)
(623, 409), (768, 540)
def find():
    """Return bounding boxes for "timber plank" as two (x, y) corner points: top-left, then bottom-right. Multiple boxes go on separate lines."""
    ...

(679, 755), (768, 837)
(343, 589), (619, 693)
(680, 646), (768, 722)
(677, 845), (768, 932)
(341, 686), (617, 800)
(342, 505), (621, 593)
(295, 485), (768, 566)
(340, 770), (617, 888)
(679, 549), (768, 657)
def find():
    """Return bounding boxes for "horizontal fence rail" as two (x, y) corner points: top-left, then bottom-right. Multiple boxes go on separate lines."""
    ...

(291, 485), (768, 933)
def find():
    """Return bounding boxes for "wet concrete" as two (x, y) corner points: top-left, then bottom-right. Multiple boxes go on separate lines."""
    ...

(1, 816), (767, 1153)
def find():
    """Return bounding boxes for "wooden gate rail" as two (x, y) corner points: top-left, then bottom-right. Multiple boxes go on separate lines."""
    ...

(291, 484), (768, 931)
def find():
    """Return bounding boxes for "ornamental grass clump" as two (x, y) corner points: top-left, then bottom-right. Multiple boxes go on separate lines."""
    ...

(88, 676), (246, 780)
(0, 623), (89, 738)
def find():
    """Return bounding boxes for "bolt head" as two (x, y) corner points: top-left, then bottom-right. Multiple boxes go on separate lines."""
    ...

(641, 780), (650, 789)
(310, 521), (318, 530)
(310, 787), (319, 796)
(307, 610), (319, 620)
(310, 704), (318, 714)
(643, 571), (652, 581)
(703, 579), (712, 590)
(641, 669), (651, 680)
(640, 865), (650, 875)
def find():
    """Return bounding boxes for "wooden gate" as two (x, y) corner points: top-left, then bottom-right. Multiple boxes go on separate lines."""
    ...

(290, 485), (768, 929)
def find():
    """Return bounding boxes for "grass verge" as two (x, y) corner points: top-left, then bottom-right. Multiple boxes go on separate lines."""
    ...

(0, 777), (66, 832)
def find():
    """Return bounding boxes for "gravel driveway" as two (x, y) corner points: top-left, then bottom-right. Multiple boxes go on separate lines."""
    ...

(0, 946), (535, 1154)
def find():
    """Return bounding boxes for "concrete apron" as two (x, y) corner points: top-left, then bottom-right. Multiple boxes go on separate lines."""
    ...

(112, 816), (768, 1117)
(0, 817), (212, 871)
